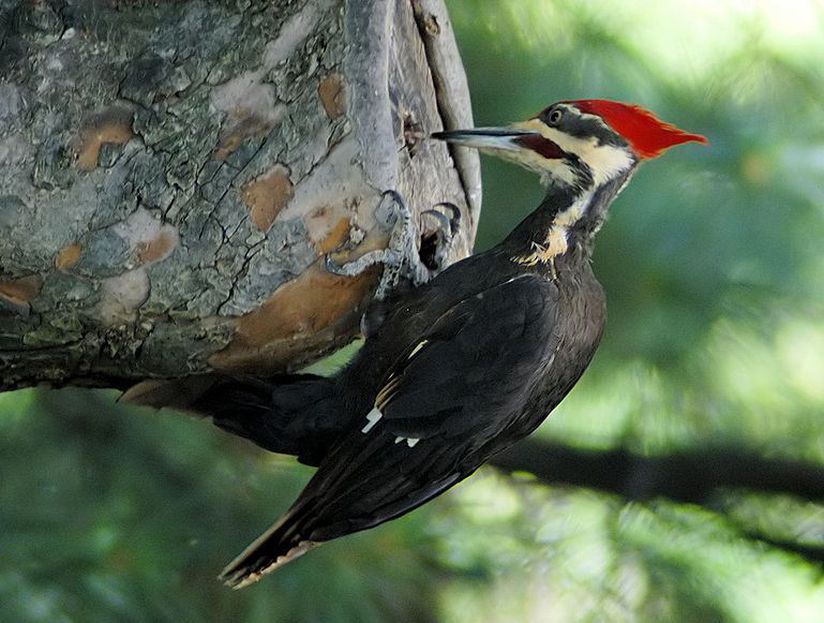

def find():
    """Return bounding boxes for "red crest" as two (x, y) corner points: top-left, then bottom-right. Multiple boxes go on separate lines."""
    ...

(568, 99), (708, 159)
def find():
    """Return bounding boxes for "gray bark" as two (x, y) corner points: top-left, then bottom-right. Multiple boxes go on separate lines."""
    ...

(0, 0), (480, 389)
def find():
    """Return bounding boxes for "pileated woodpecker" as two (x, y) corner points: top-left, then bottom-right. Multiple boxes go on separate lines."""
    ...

(198, 99), (707, 588)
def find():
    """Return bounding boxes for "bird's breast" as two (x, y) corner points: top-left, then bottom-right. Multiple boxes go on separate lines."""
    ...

(515, 264), (606, 436)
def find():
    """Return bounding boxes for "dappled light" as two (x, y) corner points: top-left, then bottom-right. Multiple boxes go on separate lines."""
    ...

(2, 0), (823, 620)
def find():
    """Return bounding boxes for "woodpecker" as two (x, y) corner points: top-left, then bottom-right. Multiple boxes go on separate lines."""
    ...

(196, 99), (707, 588)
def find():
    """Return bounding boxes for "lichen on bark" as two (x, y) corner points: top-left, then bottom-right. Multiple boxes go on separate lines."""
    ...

(0, 0), (479, 390)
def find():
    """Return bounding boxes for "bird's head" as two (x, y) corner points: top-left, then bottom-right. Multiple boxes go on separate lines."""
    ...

(432, 99), (707, 192)
(433, 99), (707, 263)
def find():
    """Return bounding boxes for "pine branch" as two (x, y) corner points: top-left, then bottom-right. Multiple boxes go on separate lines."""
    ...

(492, 439), (824, 504)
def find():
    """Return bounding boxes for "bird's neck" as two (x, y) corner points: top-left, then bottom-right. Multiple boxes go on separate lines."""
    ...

(501, 171), (634, 270)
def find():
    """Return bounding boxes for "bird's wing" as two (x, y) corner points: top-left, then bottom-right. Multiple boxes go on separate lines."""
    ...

(297, 275), (560, 532)
(375, 274), (560, 442)
(219, 275), (561, 587)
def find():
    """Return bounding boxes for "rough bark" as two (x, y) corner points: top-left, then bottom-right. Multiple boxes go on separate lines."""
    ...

(0, 0), (480, 390)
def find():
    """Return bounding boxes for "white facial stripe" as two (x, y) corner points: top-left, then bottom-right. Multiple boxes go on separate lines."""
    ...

(498, 145), (578, 186)
(514, 119), (635, 187)
(471, 145), (577, 188)
(539, 161), (579, 187)
(450, 123), (581, 188)
(576, 142), (635, 187)
(554, 193), (589, 227)
(513, 193), (592, 267)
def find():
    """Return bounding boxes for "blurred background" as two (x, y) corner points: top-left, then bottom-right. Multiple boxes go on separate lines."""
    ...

(2, 0), (824, 620)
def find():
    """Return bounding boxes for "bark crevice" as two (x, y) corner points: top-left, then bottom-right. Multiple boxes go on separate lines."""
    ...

(0, 0), (478, 391)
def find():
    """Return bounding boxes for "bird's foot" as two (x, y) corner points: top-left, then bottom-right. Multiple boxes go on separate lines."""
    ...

(325, 190), (461, 301)
(419, 201), (461, 275)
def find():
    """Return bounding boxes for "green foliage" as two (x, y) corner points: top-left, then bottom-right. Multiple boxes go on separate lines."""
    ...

(0, 389), (440, 622)
(443, 0), (824, 619)
(3, 1), (824, 620)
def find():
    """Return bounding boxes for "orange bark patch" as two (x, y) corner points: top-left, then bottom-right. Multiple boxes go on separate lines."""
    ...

(318, 74), (346, 119)
(241, 165), (294, 232)
(77, 120), (134, 171)
(317, 217), (352, 253)
(55, 243), (82, 271)
(214, 115), (274, 160)
(136, 230), (178, 264)
(209, 262), (376, 372)
(0, 274), (43, 306)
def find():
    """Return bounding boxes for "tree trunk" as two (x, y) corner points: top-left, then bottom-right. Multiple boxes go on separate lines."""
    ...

(0, 0), (480, 390)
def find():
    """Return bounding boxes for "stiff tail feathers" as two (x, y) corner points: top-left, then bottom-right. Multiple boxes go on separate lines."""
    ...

(123, 373), (339, 463)
(219, 502), (319, 589)
(202, 374), (339, 463)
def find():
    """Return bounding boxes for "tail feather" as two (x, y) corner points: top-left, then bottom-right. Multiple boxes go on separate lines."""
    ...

(124, 373), (343, 465)
(219, 504), (319, 589)
(192, 374), (341, 464)
(119, 375), (222, 410)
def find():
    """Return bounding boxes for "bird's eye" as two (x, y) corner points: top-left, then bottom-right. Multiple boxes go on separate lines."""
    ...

(546, 109), (563, 125)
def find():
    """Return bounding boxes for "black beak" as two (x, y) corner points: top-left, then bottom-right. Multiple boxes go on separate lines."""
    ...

(431, 127), (540, 152)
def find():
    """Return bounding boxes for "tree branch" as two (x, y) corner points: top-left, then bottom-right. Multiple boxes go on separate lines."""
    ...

(492, 439), (824, 505)
(492, 439), (824, 565)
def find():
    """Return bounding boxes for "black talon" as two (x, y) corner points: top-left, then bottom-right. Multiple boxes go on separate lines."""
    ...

(376, 189), (407, 229)
(322, 190), (453, 300)
(432, 201), (462, 235)
(419, 202), (462, 272)
(382, 189), (405, 203)
(421, 209), (453, 238)
(325, 254), (342, 274)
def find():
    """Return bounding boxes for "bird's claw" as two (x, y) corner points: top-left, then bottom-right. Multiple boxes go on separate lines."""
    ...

(425, 202), (461, 236)
(324, 191), (462, 301)
(420, 202), (462, 273)
(324, 253), (343, 275)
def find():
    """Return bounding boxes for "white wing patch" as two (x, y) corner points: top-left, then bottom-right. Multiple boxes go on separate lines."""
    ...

(362, 409), (420, 447)
(363, 341), (430, 443)
(361, 407), (382, 433)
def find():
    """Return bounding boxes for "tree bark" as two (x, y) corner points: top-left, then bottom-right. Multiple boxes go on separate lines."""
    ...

(0, 0), (480, 390)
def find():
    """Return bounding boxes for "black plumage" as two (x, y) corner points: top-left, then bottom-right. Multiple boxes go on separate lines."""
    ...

(190, 99), (707, 587)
